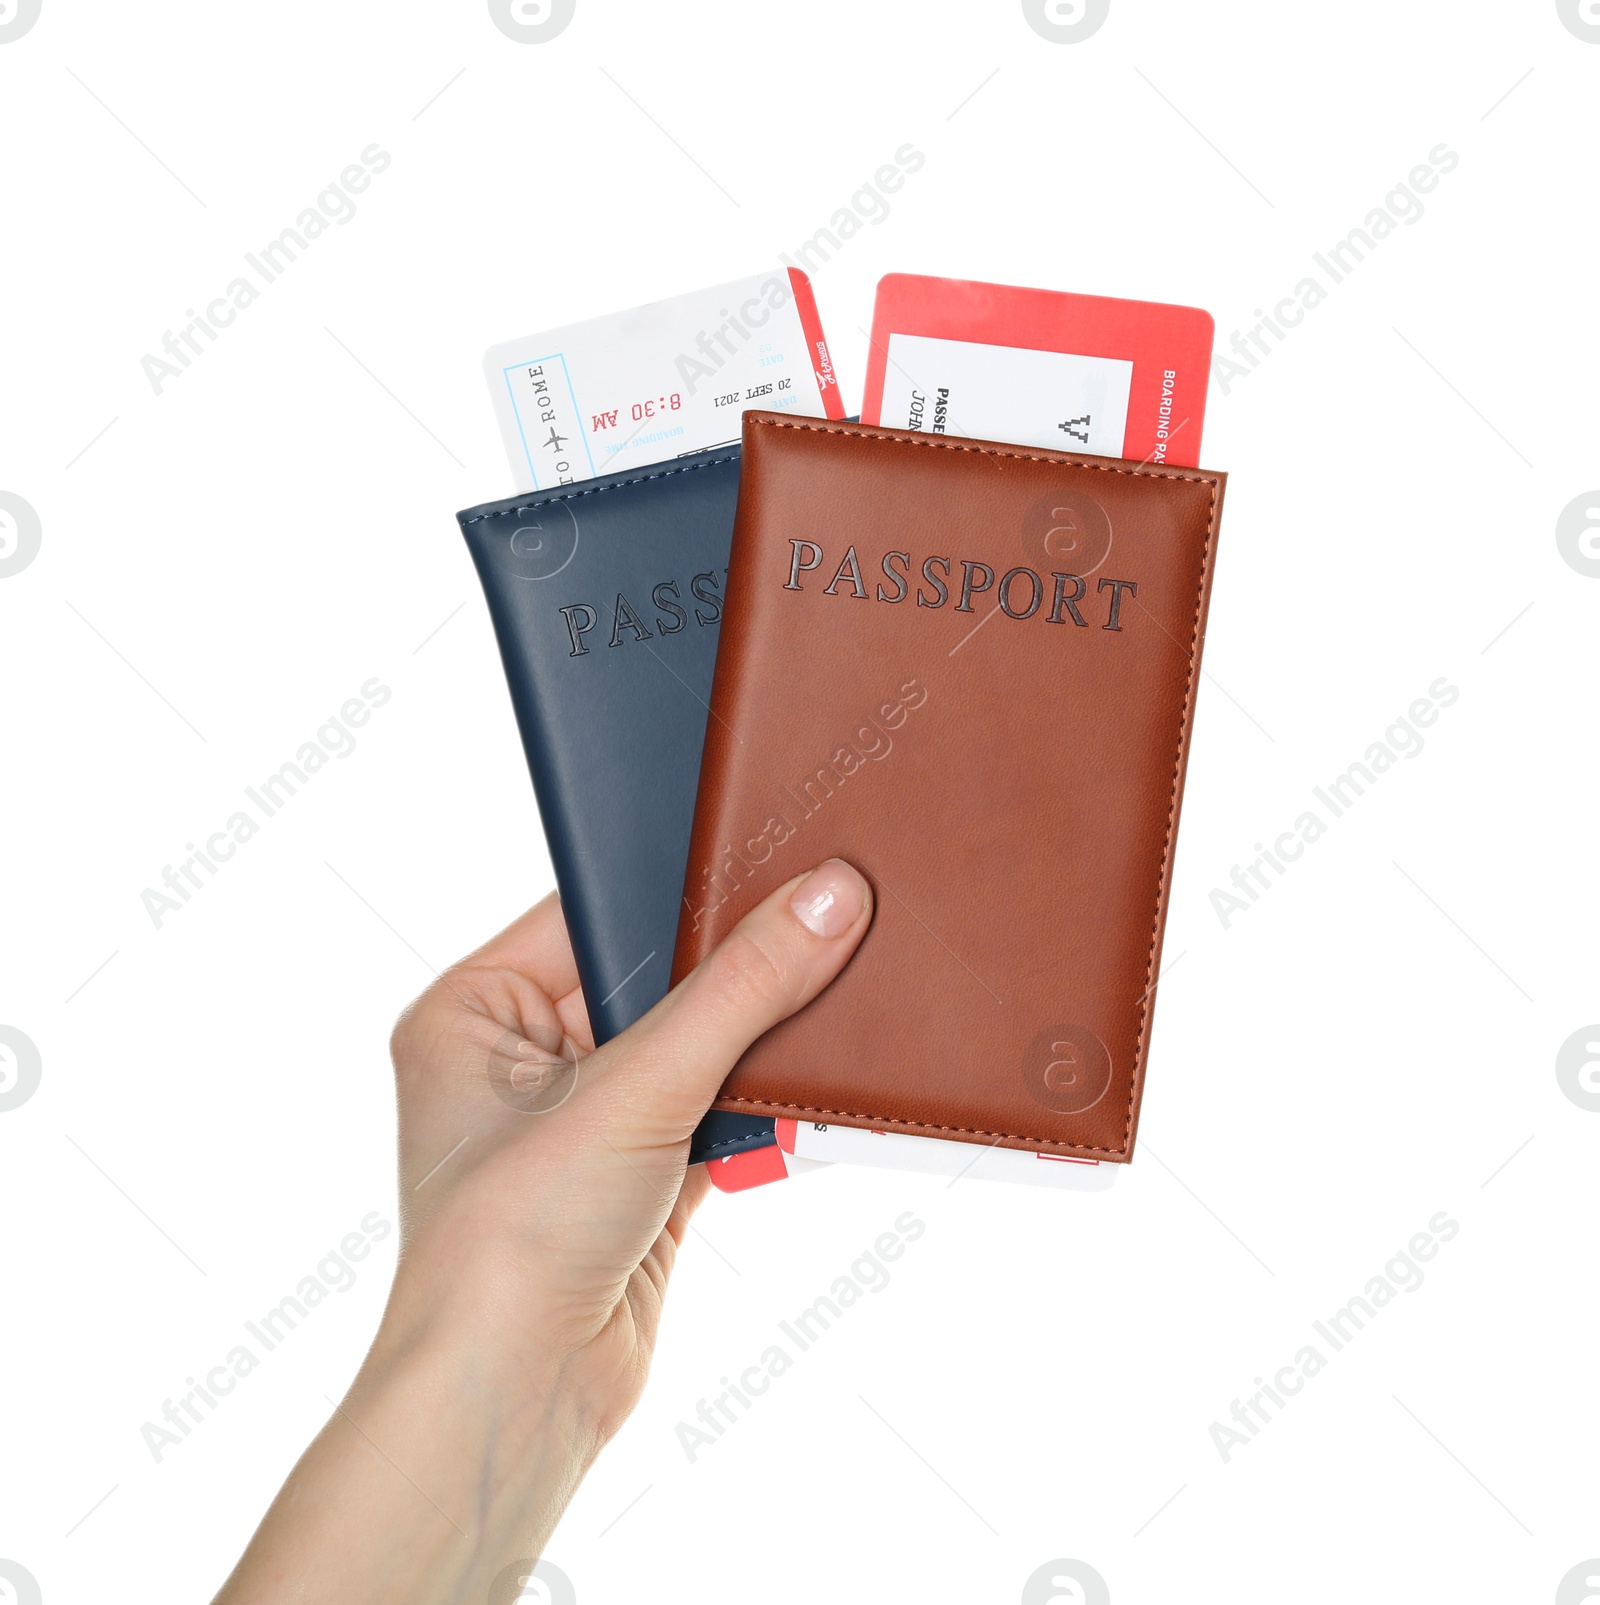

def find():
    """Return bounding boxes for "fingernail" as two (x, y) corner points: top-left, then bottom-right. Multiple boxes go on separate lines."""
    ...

(789, 860), (869, 938)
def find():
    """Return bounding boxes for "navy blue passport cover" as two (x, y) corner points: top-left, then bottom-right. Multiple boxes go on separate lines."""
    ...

(458, 444), (774, 1164)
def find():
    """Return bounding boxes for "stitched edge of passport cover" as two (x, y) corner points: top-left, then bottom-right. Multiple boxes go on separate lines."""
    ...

(674, 414), (1225, 1159)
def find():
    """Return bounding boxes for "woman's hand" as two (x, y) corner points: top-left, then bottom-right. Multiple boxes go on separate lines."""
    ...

(214, 860), (871, 1605)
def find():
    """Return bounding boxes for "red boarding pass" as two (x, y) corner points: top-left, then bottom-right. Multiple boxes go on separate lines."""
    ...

(861, 273), (1213, 467)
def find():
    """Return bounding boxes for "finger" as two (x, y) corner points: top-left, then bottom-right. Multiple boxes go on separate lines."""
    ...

(453, 889), (581, 1000)
(390, 892), (584, 1097)
(593, 859), (872, 1138)
(555, 978), (592, 1051)
(671, 1166), (713, 1234)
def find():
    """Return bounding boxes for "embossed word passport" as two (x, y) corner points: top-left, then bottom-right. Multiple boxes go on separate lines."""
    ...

(671, 413), (1226, 1161)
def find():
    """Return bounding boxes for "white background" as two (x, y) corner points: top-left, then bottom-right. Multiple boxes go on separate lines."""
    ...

(2, 3), (1597, 1602)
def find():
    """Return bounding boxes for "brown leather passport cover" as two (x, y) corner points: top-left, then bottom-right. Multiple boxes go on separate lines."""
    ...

(670, 413), (1225, 1161)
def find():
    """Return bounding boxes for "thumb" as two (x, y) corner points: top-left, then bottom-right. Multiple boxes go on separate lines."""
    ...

(592, 859), (873, 1141)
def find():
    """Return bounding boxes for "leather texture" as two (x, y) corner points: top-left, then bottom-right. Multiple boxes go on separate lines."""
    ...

(671, 413), (1226, 1161)
(458, 445), (775, 1164)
